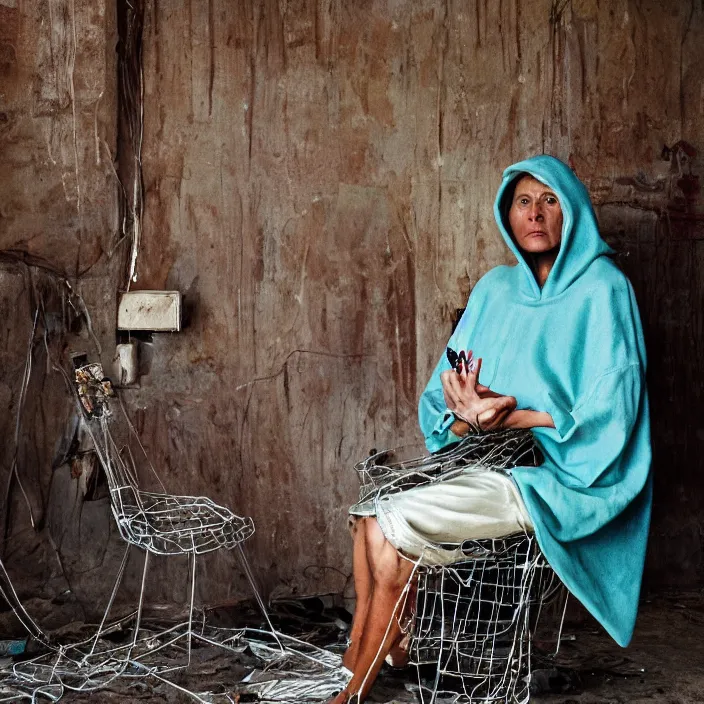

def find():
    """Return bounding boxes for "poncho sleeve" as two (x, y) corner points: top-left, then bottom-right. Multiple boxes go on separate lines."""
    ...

(530, 363), (648, 529)
(513, 361), (652, 646)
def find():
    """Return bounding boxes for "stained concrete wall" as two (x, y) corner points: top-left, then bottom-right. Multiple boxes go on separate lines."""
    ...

(0, 0), (125, 612)
(1, 0), (703, 618)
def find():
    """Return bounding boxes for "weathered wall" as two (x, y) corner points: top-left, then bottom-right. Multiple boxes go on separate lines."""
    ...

(1, 0), (703, 618)
(0, 1), (118, 274)
(0, 0), (125, 616)
(132, 0), (704, 600)
(0, 0), (120, 364)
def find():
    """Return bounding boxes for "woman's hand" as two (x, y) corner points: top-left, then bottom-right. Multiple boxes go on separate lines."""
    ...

(440, 357), (517, 432)
(475, 382), (503, 399)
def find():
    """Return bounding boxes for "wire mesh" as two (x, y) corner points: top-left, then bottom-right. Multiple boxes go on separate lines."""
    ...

(352, 430), (563, 704)
(411, 534), (561, 704)
(354, 430), (542, 506)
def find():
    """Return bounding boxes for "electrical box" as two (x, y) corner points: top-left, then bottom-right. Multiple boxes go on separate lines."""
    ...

(117, 291), (182, 332)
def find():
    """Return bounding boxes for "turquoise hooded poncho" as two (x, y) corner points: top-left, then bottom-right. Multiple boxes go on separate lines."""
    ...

(418, 155), (652, 647)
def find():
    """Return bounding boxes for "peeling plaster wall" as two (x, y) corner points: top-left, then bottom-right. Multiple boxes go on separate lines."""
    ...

(0, 0), (124, 614)
(133, 0), (704, 600)
(1, 0), (703, 619)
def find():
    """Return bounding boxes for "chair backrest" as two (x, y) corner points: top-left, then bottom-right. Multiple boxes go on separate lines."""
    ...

(73, 360), (147, 519)
(75, 411), (145, 541)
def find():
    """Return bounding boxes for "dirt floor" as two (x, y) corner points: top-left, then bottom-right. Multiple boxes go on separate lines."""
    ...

(532, 589), (704, 704)
(2, 589), (703, 703)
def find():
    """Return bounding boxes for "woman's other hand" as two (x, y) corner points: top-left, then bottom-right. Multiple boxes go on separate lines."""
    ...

(440, 358), (517, 432)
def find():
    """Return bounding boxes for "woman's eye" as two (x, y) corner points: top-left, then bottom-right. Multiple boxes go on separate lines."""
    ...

(545, 196), (558, 205)
(519, 198), (529, 205)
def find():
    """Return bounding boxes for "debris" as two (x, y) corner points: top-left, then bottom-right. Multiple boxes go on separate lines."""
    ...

(71, 356), (115, 419)
(0, 640), (26, 657)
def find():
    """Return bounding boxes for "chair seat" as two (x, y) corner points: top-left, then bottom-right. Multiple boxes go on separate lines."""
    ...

(113, 490), (255, 555)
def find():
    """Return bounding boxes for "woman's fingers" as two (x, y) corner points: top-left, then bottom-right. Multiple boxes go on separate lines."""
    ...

(442, 347), (518, 432)
(441, 369), (458, 390)
(468, 357), (482, 383)
(477, 408), (496, 425)
(481, 405), (512, 431)
(476, 395), (517, 430)
(440, 369), (462, 408)
(498, 394), (517, 411)
(442, 363), (514, 428)
(458, 358), (468, 380)
(460, 355), (480, 386)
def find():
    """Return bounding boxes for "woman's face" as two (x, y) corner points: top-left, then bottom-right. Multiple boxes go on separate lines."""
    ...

(508, 175), (563, 254)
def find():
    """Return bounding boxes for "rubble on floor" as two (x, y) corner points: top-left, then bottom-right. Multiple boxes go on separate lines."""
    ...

(0, 590), (702, 703)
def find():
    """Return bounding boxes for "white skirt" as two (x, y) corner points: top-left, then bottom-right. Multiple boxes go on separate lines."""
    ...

(349, 467), (534, 566)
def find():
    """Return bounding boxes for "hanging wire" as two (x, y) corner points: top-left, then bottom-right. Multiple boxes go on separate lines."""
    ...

(4, 308), (40, 535)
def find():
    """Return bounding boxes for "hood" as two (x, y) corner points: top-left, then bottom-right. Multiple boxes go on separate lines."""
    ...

(493, 154), (613, 300)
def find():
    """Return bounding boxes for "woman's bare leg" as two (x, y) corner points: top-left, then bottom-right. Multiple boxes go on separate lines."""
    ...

(386, 574), (417, 666)
(332, 518), (415, 703)
(343, 518), (373, 671)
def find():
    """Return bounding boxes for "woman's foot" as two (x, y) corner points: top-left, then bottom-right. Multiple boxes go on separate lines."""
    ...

(385, 632), (410, 668)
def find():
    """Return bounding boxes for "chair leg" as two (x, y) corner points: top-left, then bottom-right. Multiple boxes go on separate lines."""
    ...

(86, 544), (131, 661)
(127, 549), (150, 657)
(186, 550), (196, 667)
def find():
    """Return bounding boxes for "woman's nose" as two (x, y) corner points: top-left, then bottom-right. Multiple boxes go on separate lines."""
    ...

(528, 204), (544, 221)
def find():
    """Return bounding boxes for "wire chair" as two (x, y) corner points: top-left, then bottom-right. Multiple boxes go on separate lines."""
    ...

(354, 430), (564, 704)
(1, 290), (353, 702)
(411, 534), (562, 703)
(9, 359), (256, 696)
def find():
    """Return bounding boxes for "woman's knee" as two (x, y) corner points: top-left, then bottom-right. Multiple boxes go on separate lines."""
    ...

(363, 516), (385, 548)
(369, 543), (406, 590)
(349, 515), (363, 539)
(362, 518), (413, 589)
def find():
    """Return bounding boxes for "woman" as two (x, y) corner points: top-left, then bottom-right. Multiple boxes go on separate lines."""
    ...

(331, 155), (652, 703)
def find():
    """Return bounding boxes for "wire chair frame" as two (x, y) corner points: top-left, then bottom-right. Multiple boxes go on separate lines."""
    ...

(1, 296), (355, 702)
(93, 410), (255, 556)
(353, 430), (564, 704)
(5, 360), (258, 698)
(411, 534), (562, 704)
(354, 430), (542, 506)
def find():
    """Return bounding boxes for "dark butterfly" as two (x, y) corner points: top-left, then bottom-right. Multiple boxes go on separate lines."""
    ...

(446, 347), (476, 374)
